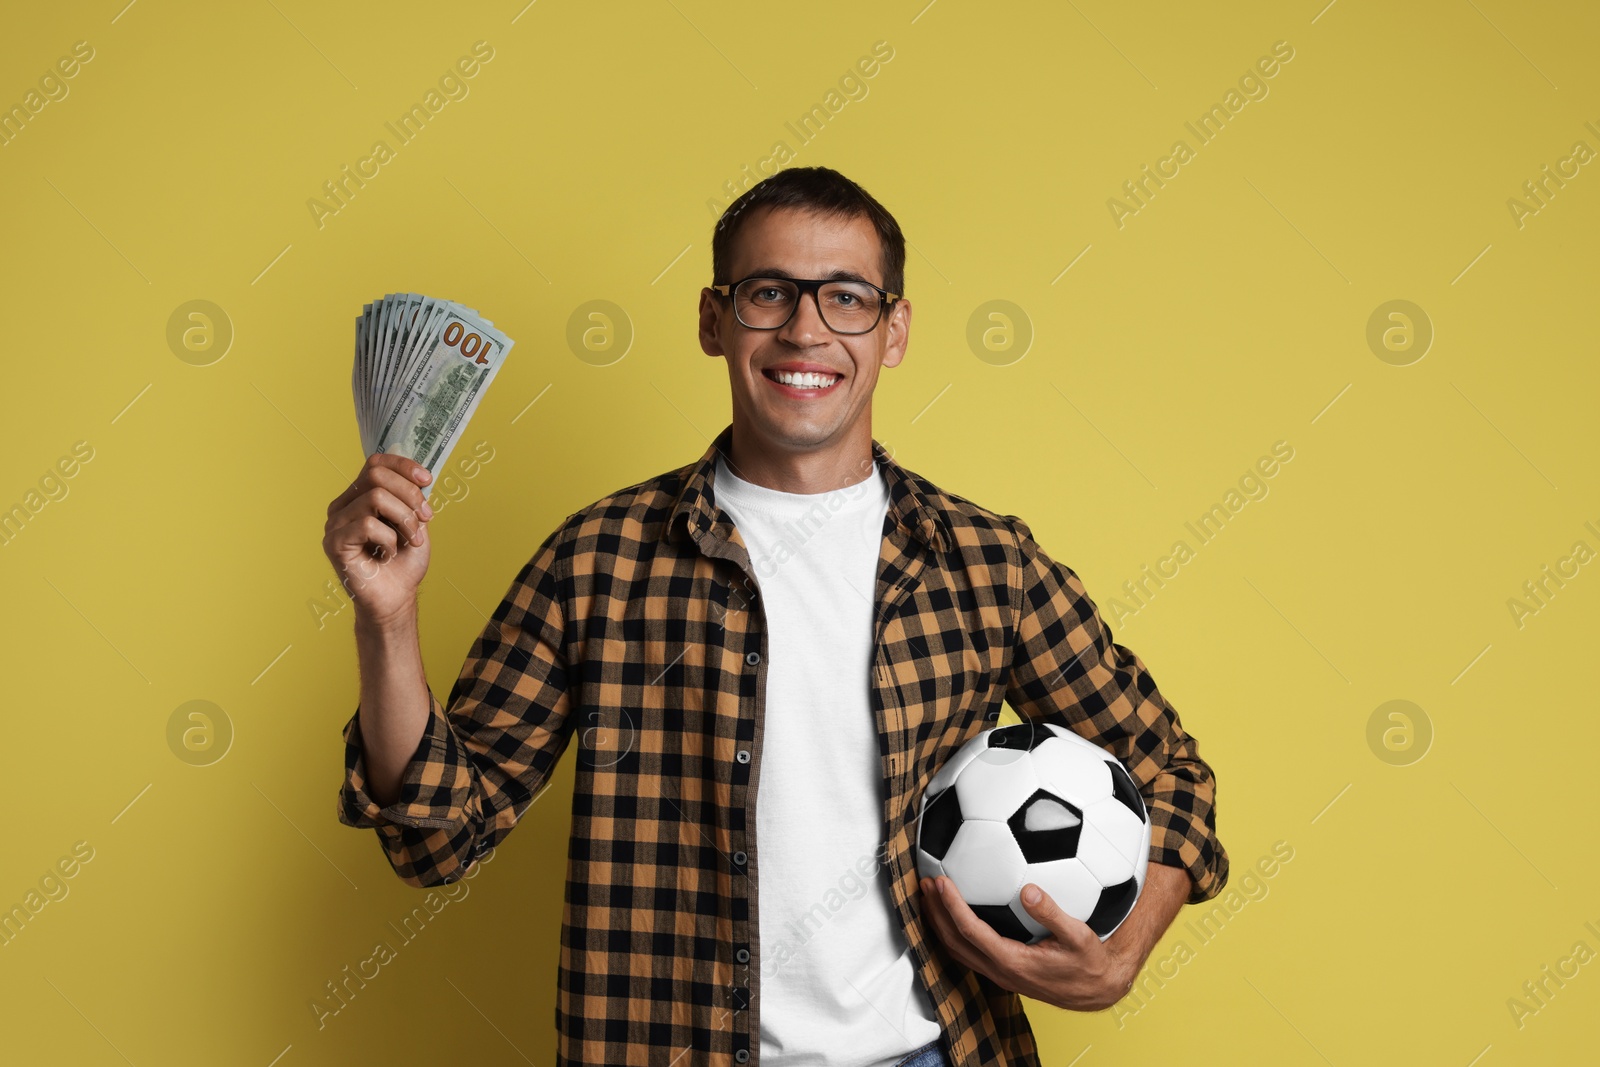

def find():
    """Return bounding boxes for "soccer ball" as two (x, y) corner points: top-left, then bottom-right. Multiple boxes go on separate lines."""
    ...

(916, 721), (1151, 943)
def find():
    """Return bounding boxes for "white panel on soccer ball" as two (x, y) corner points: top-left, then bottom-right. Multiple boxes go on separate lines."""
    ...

(941, 821), (1027, 906)
(1074, 814), (1136, 887)
(1133, 819), (1152, 884)
(955, 749), (1041, 822)
(927, 732), (988, 796)
(1083, 796), (1148, 867)
(1010, 857), (1107, 940)
(916, 849), (945, 881)
(1031, 736), (1115, 808)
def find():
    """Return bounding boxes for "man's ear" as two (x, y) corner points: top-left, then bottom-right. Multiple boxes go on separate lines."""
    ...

(881, 297), (912, 369)
(698, 288), (727, 357)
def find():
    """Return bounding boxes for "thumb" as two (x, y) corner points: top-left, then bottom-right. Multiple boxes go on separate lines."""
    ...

(1019, 882), (1095, 949)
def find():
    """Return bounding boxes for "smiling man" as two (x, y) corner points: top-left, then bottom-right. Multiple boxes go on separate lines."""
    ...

(325, 166), (1228, 1067)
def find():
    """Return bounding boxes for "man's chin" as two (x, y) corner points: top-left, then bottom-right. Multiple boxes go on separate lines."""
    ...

(747, 410), (844, 452)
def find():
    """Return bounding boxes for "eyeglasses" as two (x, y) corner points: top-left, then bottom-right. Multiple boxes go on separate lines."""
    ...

(710, 275), (901, 335)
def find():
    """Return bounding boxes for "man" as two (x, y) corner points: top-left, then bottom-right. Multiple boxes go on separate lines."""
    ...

(323, 166), (1227, 1067)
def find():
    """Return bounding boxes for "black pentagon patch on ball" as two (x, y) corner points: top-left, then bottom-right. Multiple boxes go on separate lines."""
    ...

(920, 786), (963, 861)
(1007, 789), (1083, 863)
(970, 903), (1033, 942)
(986, 723), (1052, 752)
(1105, 760), (1146, 821)
(1086, 876), (1140, 937)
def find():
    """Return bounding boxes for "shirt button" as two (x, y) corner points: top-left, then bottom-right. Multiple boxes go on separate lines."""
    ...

(736, 749), (750, 764)
(733, 850), (747, 867)
(745, 651), (760, 666)
(736, 948), (750, 963)
(735, 1051), (750, 1063)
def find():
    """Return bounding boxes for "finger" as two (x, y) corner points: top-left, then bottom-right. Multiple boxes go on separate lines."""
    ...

(934, 877), (1011, 969)
(327, 453), (432, 518)
(918, 879), (965, 954)
(1017, 882), (1097, 952)
(368, 450), (433, 488)
(366, 463), (433, 520)
(919, 879), (988, 972)
(925, 877), (1003, 974)
(339, 513), (399, 562)
(326, 465), (433, 530)
(339, 485), (426, 546)
(330, 488), (425, 552)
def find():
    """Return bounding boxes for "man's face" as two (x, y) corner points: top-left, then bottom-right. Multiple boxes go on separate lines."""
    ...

(698, 206), (911, 455)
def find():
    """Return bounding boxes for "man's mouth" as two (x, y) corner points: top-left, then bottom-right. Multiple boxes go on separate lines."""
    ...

(762, 368), (844, 391)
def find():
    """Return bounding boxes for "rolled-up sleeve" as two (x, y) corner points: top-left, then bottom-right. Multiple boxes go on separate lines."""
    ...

(336, 522), (577, 887)
(1002, 515), (1228, 903)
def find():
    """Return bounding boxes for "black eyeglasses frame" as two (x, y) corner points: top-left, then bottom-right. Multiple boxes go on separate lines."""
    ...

(709, 275), (902, 335)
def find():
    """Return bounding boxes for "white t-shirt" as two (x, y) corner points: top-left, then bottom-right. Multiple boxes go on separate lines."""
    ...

(712, 453), (942, 1067)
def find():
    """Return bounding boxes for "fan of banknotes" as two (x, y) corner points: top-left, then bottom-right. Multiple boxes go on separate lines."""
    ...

(353, 294), (514, 497)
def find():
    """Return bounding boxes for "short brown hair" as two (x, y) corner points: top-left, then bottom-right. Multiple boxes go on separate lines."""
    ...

(711, 166), (906, 298)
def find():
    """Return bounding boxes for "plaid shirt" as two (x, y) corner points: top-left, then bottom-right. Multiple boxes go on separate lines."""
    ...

(337, 421), (1228, 1066)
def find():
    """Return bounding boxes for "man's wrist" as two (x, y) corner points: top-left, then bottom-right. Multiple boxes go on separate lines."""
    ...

(1101, 863), (1191, 983)
(355, 601), (419, 644)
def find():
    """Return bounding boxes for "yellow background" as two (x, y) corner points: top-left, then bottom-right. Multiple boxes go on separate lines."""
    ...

(2, 1), (1595, 1063)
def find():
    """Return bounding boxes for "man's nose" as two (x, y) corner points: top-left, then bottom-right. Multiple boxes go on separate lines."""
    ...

(777, 288), (830, 345)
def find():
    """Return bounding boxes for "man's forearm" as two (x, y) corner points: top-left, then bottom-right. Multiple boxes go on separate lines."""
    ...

(355, 607), (433, 809)
(1104, 862), (1191, 986)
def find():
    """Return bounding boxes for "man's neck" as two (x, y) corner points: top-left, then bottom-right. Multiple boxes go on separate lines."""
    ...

(723, 418), (877, 495)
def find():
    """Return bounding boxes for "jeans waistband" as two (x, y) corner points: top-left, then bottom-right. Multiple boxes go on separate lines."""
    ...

(890, 1038), (947, 1067)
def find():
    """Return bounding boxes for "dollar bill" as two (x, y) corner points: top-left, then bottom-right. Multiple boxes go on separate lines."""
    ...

(358, 297), (515, 497)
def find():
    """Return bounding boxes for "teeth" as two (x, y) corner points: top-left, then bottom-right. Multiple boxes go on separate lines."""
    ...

(771, 370), (839, 389)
